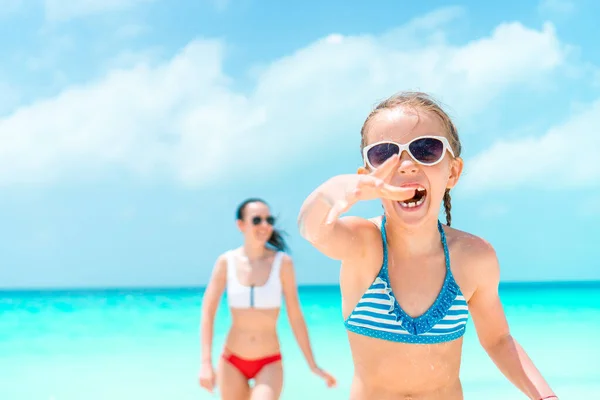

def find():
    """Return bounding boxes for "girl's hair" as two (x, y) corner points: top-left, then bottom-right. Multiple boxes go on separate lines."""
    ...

(235, 198), (289, 252)
(359, 91), (462, 226)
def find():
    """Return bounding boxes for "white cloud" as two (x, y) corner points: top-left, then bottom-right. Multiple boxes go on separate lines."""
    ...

(44, 0), (155, 22)
(0, 9), (567, 187)
(460, 99), (600, 193)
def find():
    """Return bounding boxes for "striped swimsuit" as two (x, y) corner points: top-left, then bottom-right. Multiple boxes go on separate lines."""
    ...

(344, 216), (469, 344)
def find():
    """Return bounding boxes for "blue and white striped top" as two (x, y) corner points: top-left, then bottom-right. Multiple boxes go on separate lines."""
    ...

(344, 216), (469, 345)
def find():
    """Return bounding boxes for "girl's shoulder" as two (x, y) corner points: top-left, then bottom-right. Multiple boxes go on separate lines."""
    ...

(443, 224), (497, 258)
(443, 225), (500, 293)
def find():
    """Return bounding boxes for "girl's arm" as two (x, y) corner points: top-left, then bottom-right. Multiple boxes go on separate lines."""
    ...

(298, 156), (413, 261)
(468, 241), (557, 400)
(297, 178), (367, 261)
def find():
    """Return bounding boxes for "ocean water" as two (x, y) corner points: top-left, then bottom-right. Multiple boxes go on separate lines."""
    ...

(0, 283), (599, 400)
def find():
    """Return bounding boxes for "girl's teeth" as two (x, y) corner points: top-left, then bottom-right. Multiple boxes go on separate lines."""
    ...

(400, 196), (425, 208)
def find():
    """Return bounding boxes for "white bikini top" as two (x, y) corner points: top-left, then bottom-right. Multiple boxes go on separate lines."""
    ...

(226, 250), (284, 309)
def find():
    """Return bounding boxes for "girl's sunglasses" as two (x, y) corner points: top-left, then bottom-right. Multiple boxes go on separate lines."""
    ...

(252, 215), (275, 226)
(362, 135), (455, 169)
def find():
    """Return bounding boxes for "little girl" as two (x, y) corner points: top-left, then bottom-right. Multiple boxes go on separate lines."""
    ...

(298, 92), (558, 400)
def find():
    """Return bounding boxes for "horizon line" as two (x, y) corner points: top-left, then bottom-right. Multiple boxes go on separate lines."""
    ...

(1, 279), (599, 294)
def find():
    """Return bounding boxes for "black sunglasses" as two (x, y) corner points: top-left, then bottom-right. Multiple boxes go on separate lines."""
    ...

(251, 215), (275, 226)
(362, 135), (455, 169)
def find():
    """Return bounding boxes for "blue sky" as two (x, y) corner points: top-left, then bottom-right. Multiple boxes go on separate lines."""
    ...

(0, 0), (599, 289)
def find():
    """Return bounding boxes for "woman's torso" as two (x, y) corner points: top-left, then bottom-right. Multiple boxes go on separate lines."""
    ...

(224, 248), (284, 358)
(340, 217), (477, 400)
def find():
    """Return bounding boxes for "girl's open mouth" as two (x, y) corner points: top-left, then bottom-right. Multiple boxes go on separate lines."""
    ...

(398, 188), (426, 209)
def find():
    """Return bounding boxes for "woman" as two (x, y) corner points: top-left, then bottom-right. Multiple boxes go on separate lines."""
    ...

(297, 92), (558, 399)
(199, 198), (336, 399)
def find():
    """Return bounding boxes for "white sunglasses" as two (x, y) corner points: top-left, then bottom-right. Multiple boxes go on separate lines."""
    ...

(362, 135), (455, 169)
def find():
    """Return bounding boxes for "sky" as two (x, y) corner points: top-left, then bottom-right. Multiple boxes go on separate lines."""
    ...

(0, 0), (599, 289)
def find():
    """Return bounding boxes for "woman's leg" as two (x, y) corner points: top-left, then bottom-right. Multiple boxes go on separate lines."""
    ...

(250, 360), (283, 400)
(217, 355), (251, 400)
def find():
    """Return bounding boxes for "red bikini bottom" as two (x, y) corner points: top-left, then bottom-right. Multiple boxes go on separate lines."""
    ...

(223, 351), (282, 380)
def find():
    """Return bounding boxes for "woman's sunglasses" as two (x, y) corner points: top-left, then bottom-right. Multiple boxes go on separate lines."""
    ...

(251, 216), (275, 226)
(362, 135), (455, 169)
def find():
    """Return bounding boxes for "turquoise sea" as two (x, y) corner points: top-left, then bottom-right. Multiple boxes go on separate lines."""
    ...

(1, 283), (599, 400)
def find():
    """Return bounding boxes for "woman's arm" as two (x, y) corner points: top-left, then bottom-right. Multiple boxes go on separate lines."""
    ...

(200, 255), (227, 366)
(468, 241), (557, 400)
(279, 255), (336, 387)
(280, 254), (319, 368)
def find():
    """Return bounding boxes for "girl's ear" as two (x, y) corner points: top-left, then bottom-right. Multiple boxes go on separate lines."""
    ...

(447, 157), (464, 189)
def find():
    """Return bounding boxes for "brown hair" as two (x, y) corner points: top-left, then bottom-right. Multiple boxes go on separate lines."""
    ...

(236, 198), (288, 252)
(359, 91), (462, 226)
